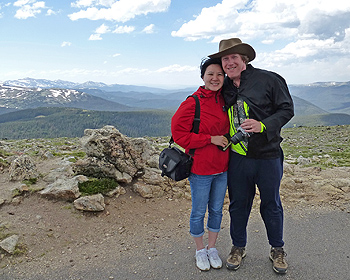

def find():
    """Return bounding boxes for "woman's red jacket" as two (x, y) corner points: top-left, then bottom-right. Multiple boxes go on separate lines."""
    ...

(171, 86), (229, 175)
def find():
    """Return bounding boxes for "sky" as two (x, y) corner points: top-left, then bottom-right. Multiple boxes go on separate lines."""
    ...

(1, 0), (350, 89)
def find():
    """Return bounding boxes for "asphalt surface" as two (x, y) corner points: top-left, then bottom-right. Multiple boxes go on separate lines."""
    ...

(1, 207), (350, 280)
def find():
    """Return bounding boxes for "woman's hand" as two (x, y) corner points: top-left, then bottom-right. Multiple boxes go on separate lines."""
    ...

(211, 135), (229, 147)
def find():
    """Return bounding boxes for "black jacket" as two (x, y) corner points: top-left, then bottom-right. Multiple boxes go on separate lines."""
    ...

(222, 64), (294, 159)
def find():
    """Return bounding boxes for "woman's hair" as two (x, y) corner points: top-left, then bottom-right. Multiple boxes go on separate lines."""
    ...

(200, 57), (224, 79)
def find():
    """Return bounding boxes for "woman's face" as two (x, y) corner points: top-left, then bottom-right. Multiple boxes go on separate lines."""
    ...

(203, 64), (224, 91)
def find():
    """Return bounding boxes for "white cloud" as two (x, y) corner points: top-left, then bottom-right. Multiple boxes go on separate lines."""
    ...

(89, 23), (134, 41)
(71, 0), (94, 8)
(156, 64), (197, 73)
(61, 41), (72, 47)
(112, 25), (135, 34)
(68, 0), (171, 22)
(112, 53), (121, 57)
(13, 0), (46, 19)
(142, 24), (155, 34)
(171, 0), (243, 41)
(95, 23), (110, 34)
(14, 0), (31, 6)
(89, 33), (102, 40)
(46, 9), (56, 16)
(171, 0), (350, 73)
(172, 0), (350, 42)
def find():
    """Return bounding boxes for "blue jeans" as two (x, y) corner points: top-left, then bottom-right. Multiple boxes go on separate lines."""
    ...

(188, 172), (227, 237)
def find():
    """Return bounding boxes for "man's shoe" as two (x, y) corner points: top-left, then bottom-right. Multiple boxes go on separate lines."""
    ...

(270, 247), (288, 274)
(195, 248), (210, 271)
(207, 247), (222, 269)
(226, 246), (246, 270)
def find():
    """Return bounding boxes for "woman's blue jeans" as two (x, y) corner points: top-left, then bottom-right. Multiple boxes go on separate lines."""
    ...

(188, 172), (227, 237)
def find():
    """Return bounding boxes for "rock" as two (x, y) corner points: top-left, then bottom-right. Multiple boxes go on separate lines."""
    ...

(283, 162), (294, 174)
(320, 184), (343, 195)
(8, 155), (39, 181)
(140, 167), (166, 186)
(106, 186), (126, 198)
(81, 126), (143, 174)
(73, 126), (147, 182)
(129, 137), (159, 168)
(332, 178), (350, 189)
(39, 175), (88, 201)
(132, 182), (164, 198)
(73, 194), (105, 211)
(0, 235), (19, 254)
(11, 196), (23, 205)
(73, 157), (133, 183)
(297, 156), (312, 165)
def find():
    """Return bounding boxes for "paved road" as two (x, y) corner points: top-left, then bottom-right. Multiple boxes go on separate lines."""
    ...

(1, 207), (349, 280)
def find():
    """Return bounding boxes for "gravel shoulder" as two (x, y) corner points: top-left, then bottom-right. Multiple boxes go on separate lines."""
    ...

(0, 188), (349, 280)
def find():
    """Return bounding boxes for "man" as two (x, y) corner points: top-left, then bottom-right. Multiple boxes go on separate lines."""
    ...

(209, 38), (294, 274)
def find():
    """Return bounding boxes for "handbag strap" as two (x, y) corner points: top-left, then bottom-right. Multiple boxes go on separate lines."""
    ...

(170, 95), (200, 157)
(188, 95), (200, 156)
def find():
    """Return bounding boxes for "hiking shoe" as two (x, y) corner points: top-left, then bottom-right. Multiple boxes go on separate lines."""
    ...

(270, 247), (288, 274)
(207, 247), (222, 269)
(195, 248), (210, 271)
(226, 246), (246, 270)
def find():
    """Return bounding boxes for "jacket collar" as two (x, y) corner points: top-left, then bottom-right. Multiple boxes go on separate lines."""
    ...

(197, 86), (222, 98)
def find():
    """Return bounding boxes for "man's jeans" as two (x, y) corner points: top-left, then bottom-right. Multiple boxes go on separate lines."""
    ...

(188, 172), (227, 237)
(228, 151), (284, 247)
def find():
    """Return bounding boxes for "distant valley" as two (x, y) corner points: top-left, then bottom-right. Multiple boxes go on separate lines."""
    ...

(0, 78), (349, 139)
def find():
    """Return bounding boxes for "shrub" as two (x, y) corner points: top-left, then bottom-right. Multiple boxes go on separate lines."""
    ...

(78, 178), (118, 196)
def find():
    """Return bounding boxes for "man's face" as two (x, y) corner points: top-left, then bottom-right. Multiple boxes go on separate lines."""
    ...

(221, 53), (246, 80)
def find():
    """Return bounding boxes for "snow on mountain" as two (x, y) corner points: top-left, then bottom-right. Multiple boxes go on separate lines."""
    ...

(3, 78), (110, 90)
(3, 78), (176, 94)
(0, 83), (132, 112)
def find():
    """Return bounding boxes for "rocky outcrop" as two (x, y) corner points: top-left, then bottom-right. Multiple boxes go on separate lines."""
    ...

(72, 126), (190, 200)
(0, 126), (191, 214)
(9, 155), (39, 181)
(74, 126), (144, 183)
(281, 163), (350, 211)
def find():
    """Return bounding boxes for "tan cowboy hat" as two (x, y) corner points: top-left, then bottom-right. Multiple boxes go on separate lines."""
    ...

(208, 38), (256, 62)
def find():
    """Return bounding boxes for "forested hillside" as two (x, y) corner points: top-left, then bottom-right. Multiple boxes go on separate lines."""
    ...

(0, 107), (173, 139)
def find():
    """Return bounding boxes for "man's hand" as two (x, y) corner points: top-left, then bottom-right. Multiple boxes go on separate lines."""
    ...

(241, 119), (261, 133)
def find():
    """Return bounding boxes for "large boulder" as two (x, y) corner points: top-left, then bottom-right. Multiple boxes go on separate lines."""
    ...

(39, 175), (87, 202)
(73, 193), (105, 211)
(72, 126), (192, 200)
(8, 155), (39, 181)
(73, 126), (144, 182)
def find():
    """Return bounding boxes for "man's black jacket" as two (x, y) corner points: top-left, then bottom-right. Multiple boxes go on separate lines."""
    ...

(222, 64), (294, 159)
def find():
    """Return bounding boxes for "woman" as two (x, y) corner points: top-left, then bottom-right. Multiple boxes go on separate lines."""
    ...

(171, 58), (230, 271)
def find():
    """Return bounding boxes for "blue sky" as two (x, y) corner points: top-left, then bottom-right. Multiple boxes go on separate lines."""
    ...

(1, 0), (350, 89)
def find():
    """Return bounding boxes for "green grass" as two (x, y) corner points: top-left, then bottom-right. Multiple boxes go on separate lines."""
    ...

(281, 125), (350, 167)
(78, 178), (119, 196)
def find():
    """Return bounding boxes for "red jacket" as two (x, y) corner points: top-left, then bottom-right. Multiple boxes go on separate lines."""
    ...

(171, 86), (229, 175)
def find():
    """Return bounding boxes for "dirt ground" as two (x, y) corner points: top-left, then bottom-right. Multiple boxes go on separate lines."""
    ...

(0, 156), (349, 279)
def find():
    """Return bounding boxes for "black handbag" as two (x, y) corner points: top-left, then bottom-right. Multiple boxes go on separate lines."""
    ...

(159, 95), (200, 181)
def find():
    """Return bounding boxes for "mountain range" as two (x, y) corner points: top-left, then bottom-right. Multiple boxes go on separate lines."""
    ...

(0, 78), (350, 139)
(2, 77), (350, 113)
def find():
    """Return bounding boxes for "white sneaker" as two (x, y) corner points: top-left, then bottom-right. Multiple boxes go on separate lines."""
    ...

(195, 248), (210, 271)
(207, 247), (222, 269)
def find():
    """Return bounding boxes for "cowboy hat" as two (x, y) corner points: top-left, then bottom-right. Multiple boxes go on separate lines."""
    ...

(208, 38), (256, 62)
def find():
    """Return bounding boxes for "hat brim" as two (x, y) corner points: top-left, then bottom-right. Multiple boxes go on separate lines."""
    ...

(208, 44), (256, 62)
